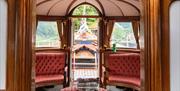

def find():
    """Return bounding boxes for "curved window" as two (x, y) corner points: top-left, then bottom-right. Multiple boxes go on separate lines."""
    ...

(72, 4), (99, 16)
(36, 21), (60, 48)
(110, 22), (137, 48)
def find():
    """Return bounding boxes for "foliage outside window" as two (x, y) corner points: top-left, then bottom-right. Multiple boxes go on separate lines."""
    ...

(36, 21), (60, 48)
(72, 4), (99, 16)
(110, 22), (137, 48)
(72, 4), (99, 45)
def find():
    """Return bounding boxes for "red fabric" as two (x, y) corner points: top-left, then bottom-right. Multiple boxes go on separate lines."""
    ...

(61, 87), (107, 91)
(35, 52), (66, 86)
(108, 53), (140, 77)
(36, 52), (65, 76)
(108, 75), (140, 87)
(61, 87), (78, 91)
(106, 53), (140, 88)
(36, 75), (64, 86)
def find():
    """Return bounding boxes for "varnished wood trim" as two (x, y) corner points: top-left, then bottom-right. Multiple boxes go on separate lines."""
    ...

(37, 15), (139, 21)
(70, 15), (101, 18)
(105, 16), (140, 21)
(161, 0), (173, 91)
(142, 0), (162, 91)
(66, 0), (78, 15)
(95, 0), (105, 16)
(0, 89), (5, 91)
(6, 0), (16, 90)
(6, 0), (36, 91)
(104, 48), (140, 53)
(68, 2), (102, 16)
(37, 15), (66, 21)
(35, 48), (68, 52)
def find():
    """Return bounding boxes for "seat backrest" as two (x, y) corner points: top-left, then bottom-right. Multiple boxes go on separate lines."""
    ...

(106, 53), (140, 77)
(36, 52), (66, 76)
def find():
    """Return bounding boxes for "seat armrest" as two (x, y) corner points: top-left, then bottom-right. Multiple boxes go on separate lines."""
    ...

(63, 66), (68, 87)
(64, 66), (68, 72)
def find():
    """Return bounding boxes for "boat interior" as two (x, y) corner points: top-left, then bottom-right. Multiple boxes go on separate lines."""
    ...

(1, 0), (180, 91)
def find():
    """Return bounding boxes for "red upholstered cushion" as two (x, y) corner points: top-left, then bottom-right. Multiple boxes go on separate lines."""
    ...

(36, 75), (64, 86)
(61, 87), (107, 91)
(108, 75), (140, 88)
(108, 53), (140, 77)
(36, 52), (65, 76)
(61, 87), (78, 91)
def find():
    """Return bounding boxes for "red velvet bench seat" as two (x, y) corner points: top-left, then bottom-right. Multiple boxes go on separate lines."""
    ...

(104, 53), (140, 90)
(35, 52), (66, 87)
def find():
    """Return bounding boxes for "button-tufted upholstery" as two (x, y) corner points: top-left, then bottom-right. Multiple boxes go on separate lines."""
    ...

(105, 53), (140, 89)
(35, 52), (66, 87)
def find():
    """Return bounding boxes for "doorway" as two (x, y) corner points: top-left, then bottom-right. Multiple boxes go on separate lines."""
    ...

(71, 17), (100, 82)
(69, 4), (100, 87)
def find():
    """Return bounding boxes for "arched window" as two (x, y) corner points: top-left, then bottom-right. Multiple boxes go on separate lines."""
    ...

(72, 4), (99, 16)
(36, 21), (61, 48)
(110, 22), (137, 48)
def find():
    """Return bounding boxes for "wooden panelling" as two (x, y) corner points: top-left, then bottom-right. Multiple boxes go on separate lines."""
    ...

(161, 0), (174, 91)
(142, 0), (163, 91)
(6, 0), (16, 91)
(6, 0), (36, 91)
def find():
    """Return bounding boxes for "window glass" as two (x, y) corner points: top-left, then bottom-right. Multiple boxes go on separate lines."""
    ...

(110, 22), (137, 48)
(36, 21), (60, 48)
(72, 4), (99, 16)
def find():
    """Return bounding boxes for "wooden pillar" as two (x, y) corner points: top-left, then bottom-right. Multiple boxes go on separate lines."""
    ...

(6, 0), (36, 91)
(161, 0), (173, 91)
(142, 0), (162, 91)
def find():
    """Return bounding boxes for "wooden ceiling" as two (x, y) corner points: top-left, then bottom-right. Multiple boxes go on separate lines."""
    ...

(36, 0), (141, 16)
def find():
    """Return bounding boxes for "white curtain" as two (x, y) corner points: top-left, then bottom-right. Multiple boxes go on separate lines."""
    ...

(170, 1), (180, 91)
